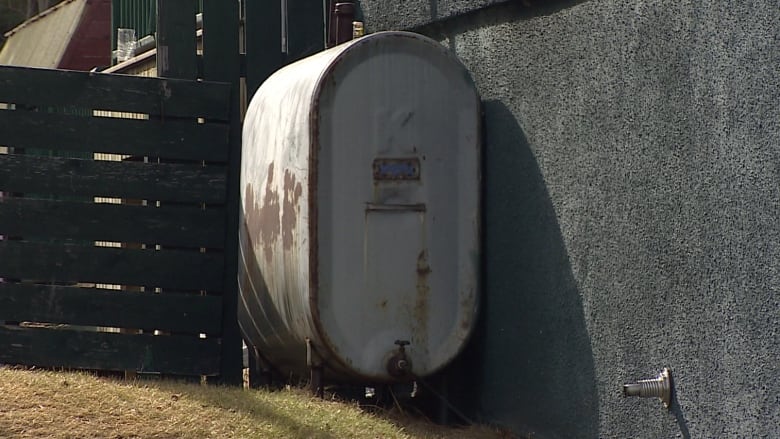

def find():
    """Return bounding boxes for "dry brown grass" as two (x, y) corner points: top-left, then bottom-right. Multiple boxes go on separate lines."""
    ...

(0, 367), (506, 439)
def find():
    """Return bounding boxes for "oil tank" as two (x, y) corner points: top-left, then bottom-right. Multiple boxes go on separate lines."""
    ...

(239, 31), (480, 383)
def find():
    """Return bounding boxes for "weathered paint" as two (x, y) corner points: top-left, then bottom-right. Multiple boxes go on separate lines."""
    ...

(239, 31), (480, 382)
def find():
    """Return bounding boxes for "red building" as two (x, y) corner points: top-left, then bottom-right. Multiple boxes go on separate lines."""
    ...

(0, 0), (110, 70)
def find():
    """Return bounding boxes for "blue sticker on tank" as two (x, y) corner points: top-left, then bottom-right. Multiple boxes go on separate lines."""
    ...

(373, 158), (421, 180)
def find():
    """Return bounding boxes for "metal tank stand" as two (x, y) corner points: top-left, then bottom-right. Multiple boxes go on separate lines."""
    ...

(247, 345), (273, 389)
(307, 338), (325, 397)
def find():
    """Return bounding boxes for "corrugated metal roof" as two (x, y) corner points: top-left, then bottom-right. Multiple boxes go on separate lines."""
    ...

(0, 0), (88, 68)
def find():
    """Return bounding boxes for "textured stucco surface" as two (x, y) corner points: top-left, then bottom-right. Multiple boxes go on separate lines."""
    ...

(359, 0), (509, 29)
(359, 0), (780, 437)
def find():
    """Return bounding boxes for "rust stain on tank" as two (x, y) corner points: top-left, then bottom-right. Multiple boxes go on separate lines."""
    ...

(460, 294), (474, 332)
(245, 163), (281, 264)
(282, 169), (303, 251)
(413, 249), (431, 345)
(244, 184), (261, 239)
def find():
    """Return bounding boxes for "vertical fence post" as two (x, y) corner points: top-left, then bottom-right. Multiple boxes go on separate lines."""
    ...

(285, 0), (325, 63)
(245, 0), (282, 103)
(201, 0), (243, 386)
(156, 0), (198, 79)
(136, 0), (199, 382)
(245, 0), (325, 101)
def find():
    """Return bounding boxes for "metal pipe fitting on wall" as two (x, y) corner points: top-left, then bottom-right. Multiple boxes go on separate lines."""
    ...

(623, 368), (673, 409)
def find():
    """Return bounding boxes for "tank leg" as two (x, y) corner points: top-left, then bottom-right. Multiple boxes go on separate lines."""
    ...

(248, 346), (272, 389)
(310, 365), (324, 398)
(306, 338), (325, 398)
(261, 365), (272, 388)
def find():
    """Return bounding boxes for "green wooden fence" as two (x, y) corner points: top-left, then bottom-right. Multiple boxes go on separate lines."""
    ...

(0, 0), (320, 384)
(0, 65), (235, 378)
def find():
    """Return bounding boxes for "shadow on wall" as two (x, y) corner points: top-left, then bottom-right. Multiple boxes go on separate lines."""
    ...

(671, 389), (691, 439)
(443, 101), (599, 438)
(416, 0), (593, 37)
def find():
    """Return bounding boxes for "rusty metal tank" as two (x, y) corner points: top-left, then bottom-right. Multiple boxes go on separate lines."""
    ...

(239, 31), (480, 382)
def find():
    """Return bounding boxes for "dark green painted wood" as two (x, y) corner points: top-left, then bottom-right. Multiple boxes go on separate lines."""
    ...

(0, 241), (224, 292)
(0, 283), (222, 334)
(245, 0), (283, 100)
(0, 109), (229, 162)
(0, 66), (230, 120)
(0, 155), (227, 203)
(0, 9), (236, 379)
(0, 198), (225, 249)
(157, 0), (198, 79)
(0, 325), (221, 376)
(285, 0), (325, 62)
(202, 0), (243, 385)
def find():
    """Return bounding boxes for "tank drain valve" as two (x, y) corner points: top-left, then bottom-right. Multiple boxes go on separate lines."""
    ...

(387, 340), (411, 377)
(623, 368), (673, 409)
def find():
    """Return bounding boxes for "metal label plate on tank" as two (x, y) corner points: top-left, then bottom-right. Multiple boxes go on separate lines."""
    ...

(372, 158), (420, 180)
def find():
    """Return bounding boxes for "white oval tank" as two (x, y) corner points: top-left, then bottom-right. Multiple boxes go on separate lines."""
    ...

(239, 31), (480, 382)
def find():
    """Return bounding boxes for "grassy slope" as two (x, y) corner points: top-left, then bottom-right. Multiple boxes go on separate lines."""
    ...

(0, 367), (505, 439)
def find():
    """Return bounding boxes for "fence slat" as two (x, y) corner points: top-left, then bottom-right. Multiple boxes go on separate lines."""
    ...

(0, 241), (224, 292)
(0, 198), (225, 249)
(0, 155), (226, 203)
(0, 109), (229, 161)
(202, 0), (243, 385)
(0, 326), (221, 376)
(0, 284), (222, 334)
(0, 66), (230, 120)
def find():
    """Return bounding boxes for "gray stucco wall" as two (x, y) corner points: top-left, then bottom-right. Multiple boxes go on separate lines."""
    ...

(358, 0), (780, 437)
